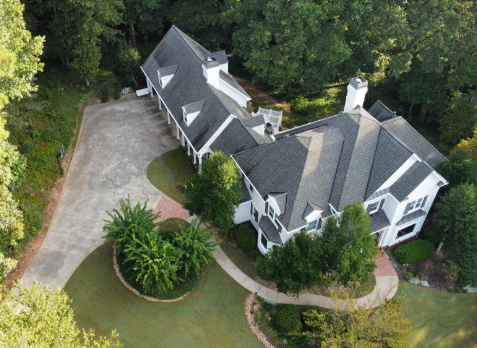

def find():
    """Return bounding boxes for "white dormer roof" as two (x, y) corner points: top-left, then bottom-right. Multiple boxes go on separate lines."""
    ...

(158, 65), (177, 88)
(182, 100), (205, 126)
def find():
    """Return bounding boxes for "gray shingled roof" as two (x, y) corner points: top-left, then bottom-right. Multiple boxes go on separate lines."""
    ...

(243, 115), (265, 128)
(158, 65), (178, 77)
(141, 26), (259, 152)
(368, 100), (396, 121)
(234, 125), (344, 231)
(258, 216), (283, 245)
(269, 193), (288, 214)
(382, 117), (447, 168)
(219, 70), (250, 98)
(369, 209), (391, 232)
(390, 161), (433, 202)
(240, 178), (251, 203)
(183, 100), (205, 114)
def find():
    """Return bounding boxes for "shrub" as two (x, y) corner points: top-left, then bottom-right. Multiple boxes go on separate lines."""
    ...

(291, 96), (310, 115)
(256, 255), (274, 280)
(404, 271), (415, 281)
(421, 225), (445, 248)
(454, 251), (477, 287)
(272, 305), (303, 334)
(100, 83), (111, 102)
(442, 259), (459, 284)
(393, 240), (435, 264)
(236, 224), (256, 253)
(20, 140), (34, 155)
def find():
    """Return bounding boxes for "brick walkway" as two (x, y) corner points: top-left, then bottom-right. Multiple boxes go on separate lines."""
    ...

(373, 250), (398, 277)
(153, 195), (190, 222)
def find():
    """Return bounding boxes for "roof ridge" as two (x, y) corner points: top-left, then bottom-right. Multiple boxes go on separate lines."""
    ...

(171, 25), (209, 63)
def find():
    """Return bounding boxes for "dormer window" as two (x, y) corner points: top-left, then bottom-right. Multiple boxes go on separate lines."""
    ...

(157, 65), (177, 88)
(182, 100), (205, 126)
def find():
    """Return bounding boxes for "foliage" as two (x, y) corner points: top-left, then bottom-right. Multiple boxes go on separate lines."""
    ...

(122, 229), (183, 295)
(116, 44), (141, 87)
(404, 271), (415, 281)
(0, 0), (44, 102)
(123, 0), (165, 44)
(256, 255), (274, 281)
(322, 202), (378, 284)
(436, 149), (477, 189)
(174, 219), (217, 277)
(421, 225), (445, 248)
(454, 251), (477, 287)
(0, 281), (123, 347)
(434, 183), (477, 254)
(456, 125), (477, 160)
(260, 231), (326, 297)
(185, 151), (242, 233)
(440, 92), (477, 145)
(442, 259), (459, 284)
(236, 224), (256, 254)
(100, 83), (112, 103)
(0, 252), (18, 281)
(272, 305), (302, 335)
(302, 294), (411, 348)
(393, 240), (435, 264)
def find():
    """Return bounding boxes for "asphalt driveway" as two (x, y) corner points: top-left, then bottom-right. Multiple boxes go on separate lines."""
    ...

(21, 95), (177, 289)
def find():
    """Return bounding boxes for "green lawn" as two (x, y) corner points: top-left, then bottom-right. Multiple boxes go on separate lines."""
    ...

(64, 242), (261, 348)
(399, 281), (477, 348)
(146, 148), (196, 206)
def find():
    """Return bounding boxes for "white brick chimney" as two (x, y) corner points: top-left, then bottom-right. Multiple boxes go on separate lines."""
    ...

(344, 76), (368, 112)
(202, 56), (220, 90)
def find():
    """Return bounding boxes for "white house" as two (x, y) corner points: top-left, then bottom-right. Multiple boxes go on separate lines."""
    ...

(142, 26), (448, 253)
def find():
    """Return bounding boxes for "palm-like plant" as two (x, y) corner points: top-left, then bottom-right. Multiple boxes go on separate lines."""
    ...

(174, 219), (217, 277)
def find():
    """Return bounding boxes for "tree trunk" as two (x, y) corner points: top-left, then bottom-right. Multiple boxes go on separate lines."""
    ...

(408, 102), (414, 119)
(436, 236), (446, 254)
(130, 24), (137, 48)
(28, 115), (33, 128)
(419, 107), (428, 121)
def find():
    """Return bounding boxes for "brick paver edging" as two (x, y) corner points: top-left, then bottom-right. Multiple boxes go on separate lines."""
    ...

(113, 246), (190, 303)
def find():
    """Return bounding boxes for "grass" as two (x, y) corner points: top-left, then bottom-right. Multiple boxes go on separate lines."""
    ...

(146, 148), (196, 206)
(5, 68), (99, 251)
(399, 280), (477, 348)
(64, 242), (262, 348)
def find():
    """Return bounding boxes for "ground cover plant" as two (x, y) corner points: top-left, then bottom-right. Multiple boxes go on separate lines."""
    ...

(393, 240), (435, 265)
(103, 196), (216, 298)
(64, 242), (262, 348)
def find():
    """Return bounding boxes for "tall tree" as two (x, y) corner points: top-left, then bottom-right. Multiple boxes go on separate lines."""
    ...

(185, 151), (242, 232)
(322, 202), (378, 284)
(49, 0), (123, 85)
(0, 282), (123, 347)
(440, 93), (477, 144)
(436, 149), (477, 189)
(231, 0), (351, 94)
(434, 183), (477, 253)
(123, 0), (164, 48)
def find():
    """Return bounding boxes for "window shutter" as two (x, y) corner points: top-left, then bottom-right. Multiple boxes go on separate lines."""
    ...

(265, 202), (269, 213)
(404, 202), (411, 214)
(254, 211), (259, 222)
(421, 196), (428, 209)
(317, 218), (322, 230)
(379, 199), (385, 210)
(250, 203), (253, 215)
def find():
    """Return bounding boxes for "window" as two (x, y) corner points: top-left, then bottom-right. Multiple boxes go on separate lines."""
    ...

(408, 197), (423, 213)
(396, 224), (416, 239)
(305, 220), (317, 232)
(268, 206), (275, 219)
(368, 201), (380, 215)
(261, 233), (268, 249)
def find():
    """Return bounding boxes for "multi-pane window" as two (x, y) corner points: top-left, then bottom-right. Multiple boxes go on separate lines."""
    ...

(409, 198), (423, 212)
(305, 220), (317, 232)
(268, 206), (275, 219)
(261, 233), (268, 249)
(369, 201), (380, 214)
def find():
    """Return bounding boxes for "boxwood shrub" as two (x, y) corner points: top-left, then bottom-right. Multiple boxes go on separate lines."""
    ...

(393, 240), (435, 264)
(272, 304), (303, 334)
(236, 224), (257, 253)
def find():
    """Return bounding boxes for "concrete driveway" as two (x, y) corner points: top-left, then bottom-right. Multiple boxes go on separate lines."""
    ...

(21, 95), (177, 289)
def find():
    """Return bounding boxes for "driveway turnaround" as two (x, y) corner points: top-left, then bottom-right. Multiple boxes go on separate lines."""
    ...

(21, 95), (177, 289)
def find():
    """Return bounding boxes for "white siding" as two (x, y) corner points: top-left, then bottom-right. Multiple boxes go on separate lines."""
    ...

(234, 201), (251, 224)
(219, 80), (250, 107)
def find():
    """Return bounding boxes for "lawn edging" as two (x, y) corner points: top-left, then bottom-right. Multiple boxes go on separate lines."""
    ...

(245, 294), (276, 348)
(112, 246), (190, 303)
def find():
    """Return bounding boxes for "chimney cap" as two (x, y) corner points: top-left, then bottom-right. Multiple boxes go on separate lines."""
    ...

(203, 56), (219, 68)
(349, 76), (368, 90)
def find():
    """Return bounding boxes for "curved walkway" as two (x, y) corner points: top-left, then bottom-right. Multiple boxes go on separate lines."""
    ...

(21, 96), (177, 289)
(153, 196), (399, 309)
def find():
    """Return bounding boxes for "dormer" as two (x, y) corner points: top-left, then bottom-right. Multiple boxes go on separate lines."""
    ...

(157, 65), (177, 88)
(266, 193), (288, 227)
(202, 57), (220, 89)
(182, 100), (205, 126)
(302, 202), (323, 232)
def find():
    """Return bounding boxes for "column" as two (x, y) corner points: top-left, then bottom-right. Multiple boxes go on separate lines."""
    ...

(158, 96), (162, 111)
(193, 151), (197, 164)
(181, 131), (185, 146)
(187, 142), (191, 155)
(198, 155), (203, 173)
(150, 83), (154, 97)
(176, 121), (180, 139)
(146, 79), (151, 93)
(167, 109), (171, 124)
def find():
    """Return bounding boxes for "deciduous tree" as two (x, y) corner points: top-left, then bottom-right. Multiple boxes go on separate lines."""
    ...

(185, 151), (242, 233)
(440, 92), (477, 144)
(435, 148), (477, 189)
(322, 202), (378, 284)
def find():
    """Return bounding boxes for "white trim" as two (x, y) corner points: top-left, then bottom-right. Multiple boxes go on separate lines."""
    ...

(219, 79), (252, 101)
(198, 114), (236, 155)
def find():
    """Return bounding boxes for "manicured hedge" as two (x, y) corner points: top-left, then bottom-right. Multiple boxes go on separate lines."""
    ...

(272, 304), (303, 334)
(393, 240), (435, 264)
(236, 224), (256, 253)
